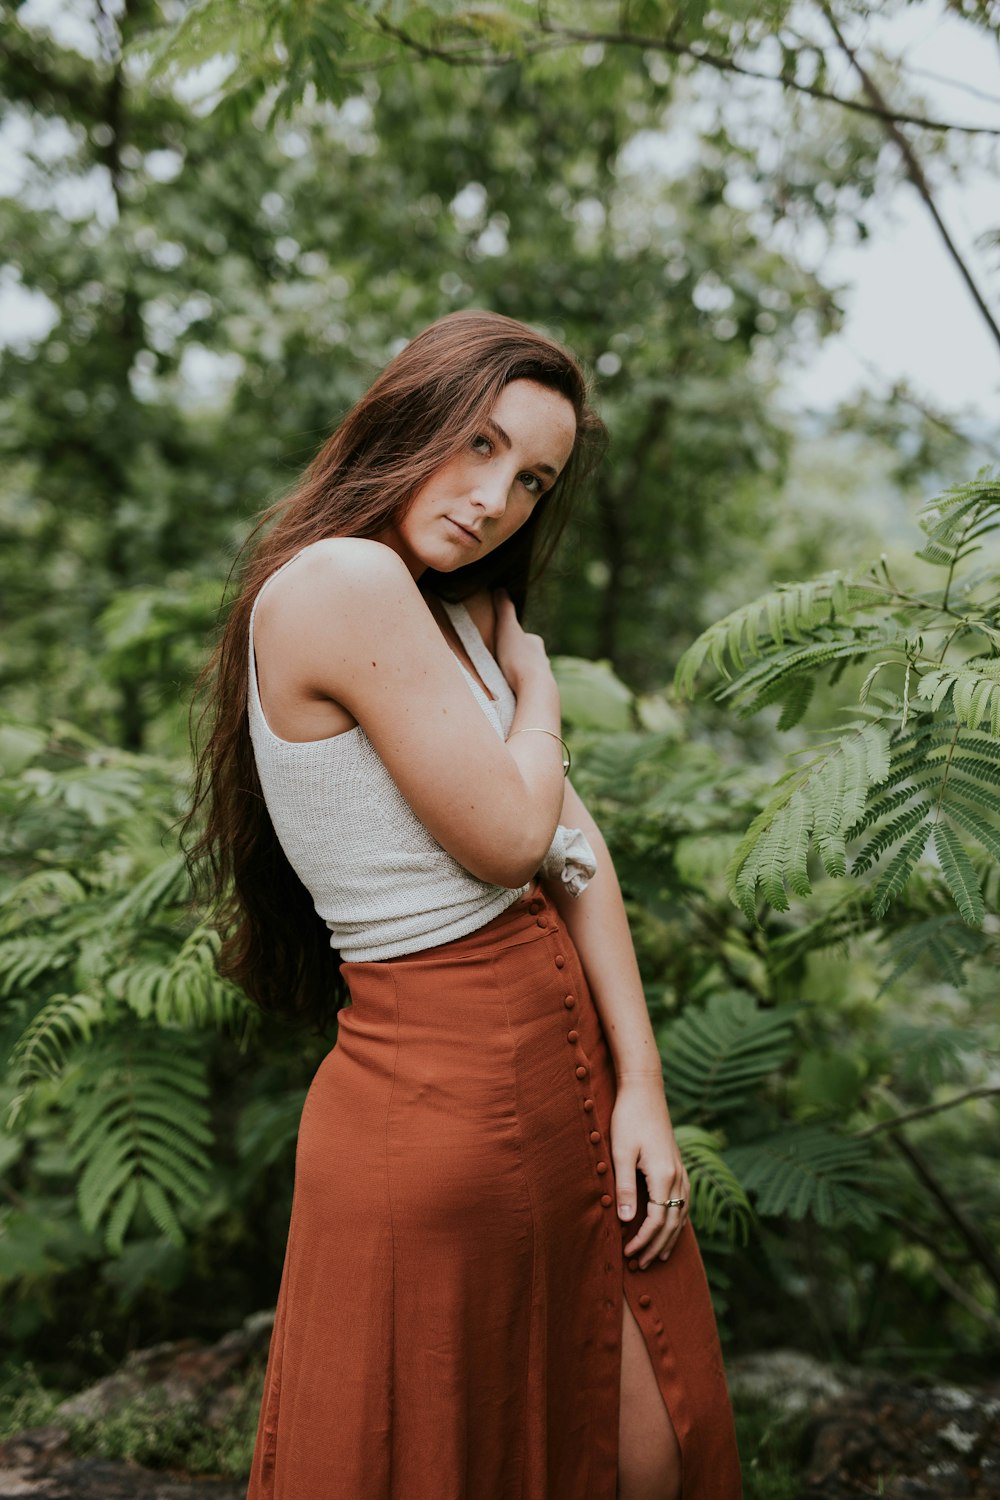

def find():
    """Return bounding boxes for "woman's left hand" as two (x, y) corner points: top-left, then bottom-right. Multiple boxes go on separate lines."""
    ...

(610, 1076), (690, 1268)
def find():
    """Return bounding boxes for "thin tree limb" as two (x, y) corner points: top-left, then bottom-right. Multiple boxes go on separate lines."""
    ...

(889, 1129), (1000, 1296)
(0, 1177), (31, 1213)
(860, 370), (1000, 465)
(372, 13), (1000, 136)
(819, 1), (1000, 356)
(928, 1261), (1000, 1336)
(536, 19), (1000, 137)
(855, 1083), (1000, 1137)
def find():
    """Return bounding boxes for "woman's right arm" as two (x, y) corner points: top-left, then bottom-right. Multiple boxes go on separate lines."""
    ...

(257, 538), (566, 888)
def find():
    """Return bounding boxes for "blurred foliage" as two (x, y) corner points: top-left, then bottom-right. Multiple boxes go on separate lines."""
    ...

(1, 0), (999, 1431)
(2, 601), (997, 1380)
(561, 644), (1000, 1367)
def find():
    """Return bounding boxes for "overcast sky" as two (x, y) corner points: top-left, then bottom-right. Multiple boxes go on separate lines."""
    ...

(775, 3), (999, 431)
(1, 0), (997, 434)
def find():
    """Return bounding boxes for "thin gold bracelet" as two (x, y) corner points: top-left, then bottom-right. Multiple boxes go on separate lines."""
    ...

(507, 727), (571, 777)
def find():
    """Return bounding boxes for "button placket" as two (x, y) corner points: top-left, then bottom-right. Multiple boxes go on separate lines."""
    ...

(540, 910), (622, 1340)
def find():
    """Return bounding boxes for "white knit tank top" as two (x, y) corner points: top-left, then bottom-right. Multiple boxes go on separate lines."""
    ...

(246, 545), (597, 962)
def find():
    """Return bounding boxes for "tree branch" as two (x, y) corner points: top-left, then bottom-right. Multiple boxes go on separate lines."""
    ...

(537, 19), (1000, 136)
(889, 1128), (1000, 1296)
(374, 13), (1000, 136)
(371, 13), (555, 67)
(928, 1260), (1000, 1337)
(855, 1083), (1000, 1137)
(819, 1), (1000, 356)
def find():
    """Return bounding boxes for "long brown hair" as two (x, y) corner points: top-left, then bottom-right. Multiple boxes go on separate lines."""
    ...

(182, 310), (606, 1034)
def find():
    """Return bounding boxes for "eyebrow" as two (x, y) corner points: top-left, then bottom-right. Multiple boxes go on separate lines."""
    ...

(484, 417), (559, 479)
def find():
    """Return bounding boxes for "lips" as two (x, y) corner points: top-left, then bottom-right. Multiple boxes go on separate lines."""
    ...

(446, 517), (483, 545)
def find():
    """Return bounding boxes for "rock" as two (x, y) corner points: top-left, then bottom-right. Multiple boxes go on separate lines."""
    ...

(0, 1425), (245, 1496)
(798, 1375), (1000, 1499)
(55, 1311), (274, 1425)
(727, 1351), (1000, 1498)
(727, 1347), (858, 1413)
(0, 1312), (276, 1497)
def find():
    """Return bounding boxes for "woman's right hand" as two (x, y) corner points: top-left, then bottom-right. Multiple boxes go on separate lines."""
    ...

(493, 589), (554, 692)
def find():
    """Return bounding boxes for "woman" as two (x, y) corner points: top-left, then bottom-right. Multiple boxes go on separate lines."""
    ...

(186, 310), (742, 1500)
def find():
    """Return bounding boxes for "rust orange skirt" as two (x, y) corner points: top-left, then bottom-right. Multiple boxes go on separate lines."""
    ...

(246, 881), (742, 1499)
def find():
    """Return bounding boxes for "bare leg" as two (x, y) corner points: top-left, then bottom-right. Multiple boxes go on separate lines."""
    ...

(617, 1295), (682, 1500)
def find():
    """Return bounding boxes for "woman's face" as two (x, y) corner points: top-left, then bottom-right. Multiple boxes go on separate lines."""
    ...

(379, 378), (578, 579)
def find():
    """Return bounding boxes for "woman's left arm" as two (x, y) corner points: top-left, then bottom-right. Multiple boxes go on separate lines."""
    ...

(542, 778), (690, 1269)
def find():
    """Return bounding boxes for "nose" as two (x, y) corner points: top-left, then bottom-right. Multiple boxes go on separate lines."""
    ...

(469, 466), (510, 519)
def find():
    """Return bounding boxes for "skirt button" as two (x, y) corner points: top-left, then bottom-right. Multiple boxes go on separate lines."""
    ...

(596, 1161), (608, 1174)
(627, 1258), (639, 1271)
(567, 1029), (579, 1042)
(575, 1065), (588, 1079)
(536, 917), (548, 929)
(639, 1293), (652, 1308)
(563, 995), (575, 1008)
(554, 955), (566, 969)
(600, 1194), (613, 1208)
(583, 1097), (594, 1111)
(589, 1130), (601, 1144)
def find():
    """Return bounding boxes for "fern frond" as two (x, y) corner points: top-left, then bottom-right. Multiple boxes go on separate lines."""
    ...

(673, 573), (887, 699)
(870, 822), (933, 919)
(943, 795), (1000, 863)
(887, 1018), (987, 1087)
(917, 471), (1000, 566)
(719, 633), (910, 719)
(0, 936), (75, 997)
(105, 1177), (140, 1256)
(237, 1089), (308, 1170)
(917, 663), (1000, 734)
(24, 764), (146, 826)
(65, 1031), (212, 1251)
(140, 1176), (184, 1247)
(932, 822), (985, 925)
(0, 869), (87, 929)
(674, 1125), (754, 1245)
(875, 915), (986, 996)
(727, 722), (891, 917)
(774, 672), (815, 731)
(106, 853), (189, 927)
(117, 924), (247, 1027)
(661, 993), (796, 1119)
(851, 799), (934, 877)
(950, 732), (1000, 764)
(853, 767), (949, 831)
(724, 1125), (888, 1228)
(9, 992), (107, 1083)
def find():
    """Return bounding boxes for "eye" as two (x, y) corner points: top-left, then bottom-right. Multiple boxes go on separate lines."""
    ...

(519, 472), (545, 498)
(471, 433), (493, 455)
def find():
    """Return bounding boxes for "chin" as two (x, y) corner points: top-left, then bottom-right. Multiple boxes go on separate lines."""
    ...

(419, 543), (486, 574)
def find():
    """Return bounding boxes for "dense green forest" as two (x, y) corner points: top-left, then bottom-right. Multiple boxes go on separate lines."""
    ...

(1, 0), (998, 1491)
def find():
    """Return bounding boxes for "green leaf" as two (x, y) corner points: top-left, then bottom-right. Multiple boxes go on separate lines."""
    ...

(725, 1125), (887, 1228)
(674, 1125), (753, 1245)
(870, 821), (933, 919)
(661, 993), (796, 1119)
(932, 821), (985, 925)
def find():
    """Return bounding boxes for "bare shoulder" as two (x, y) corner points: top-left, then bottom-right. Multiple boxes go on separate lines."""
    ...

(461, 588), (498, 654)
(278, 536), (412, 597)
(257, 538), (416, 627)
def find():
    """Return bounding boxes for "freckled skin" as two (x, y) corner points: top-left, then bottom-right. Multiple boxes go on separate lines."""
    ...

(376, 381), (577, 582)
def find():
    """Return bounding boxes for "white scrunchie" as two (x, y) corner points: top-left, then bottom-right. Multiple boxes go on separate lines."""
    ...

(538, 824), (598, 898)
